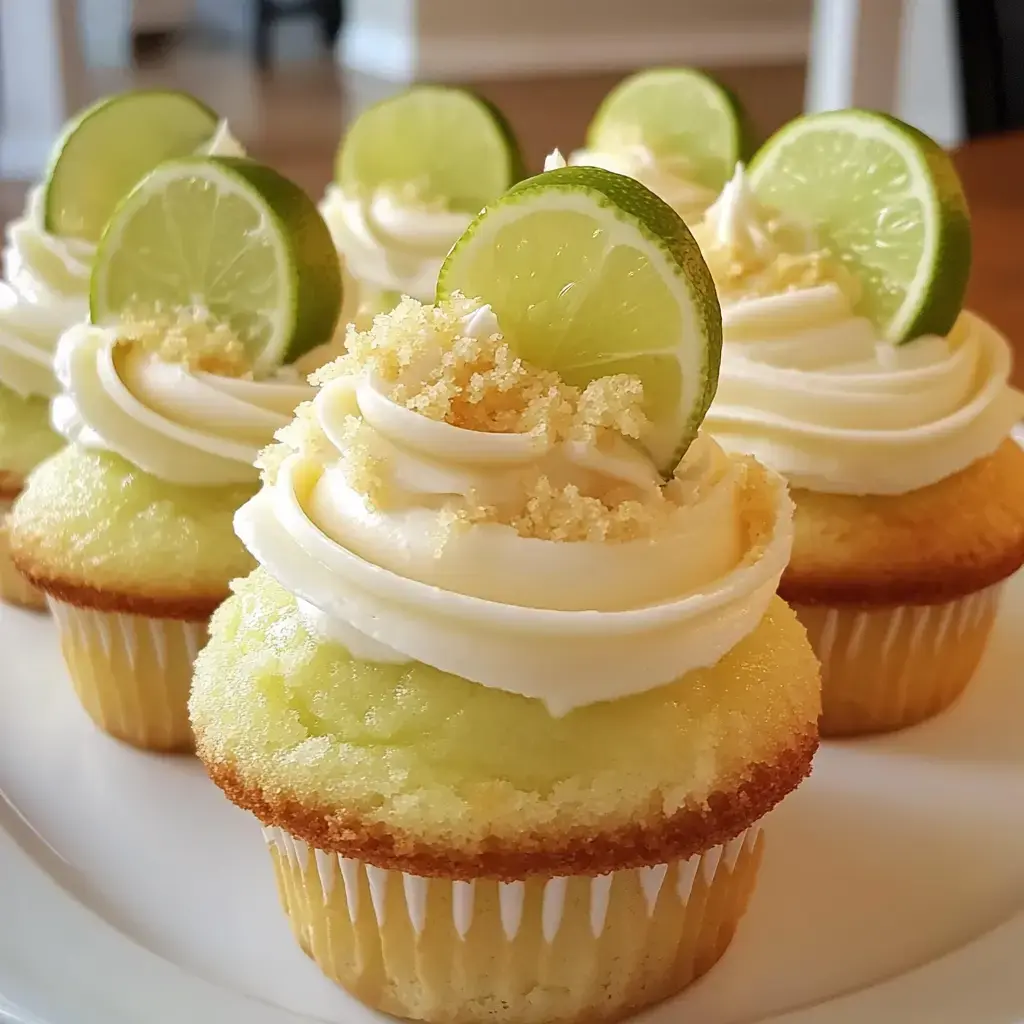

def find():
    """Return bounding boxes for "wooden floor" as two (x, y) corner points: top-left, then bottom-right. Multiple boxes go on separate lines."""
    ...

(0, 36), (807, 220)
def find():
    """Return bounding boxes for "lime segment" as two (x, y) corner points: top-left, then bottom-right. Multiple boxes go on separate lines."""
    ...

(91, 156), (342, 372)
(587, 68), (752, 191)
(43, 90), (221, 242)
(438, 166), (722, 474)
(748, 110), (971, 342)
(337, 86), (523, 212)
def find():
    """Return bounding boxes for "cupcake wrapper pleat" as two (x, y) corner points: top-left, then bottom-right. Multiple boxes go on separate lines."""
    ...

(262, 824), (764, 1024)
(795, 582), (1003, 736)
(48, 598), (206, 751)
(0, 500), (45, 610)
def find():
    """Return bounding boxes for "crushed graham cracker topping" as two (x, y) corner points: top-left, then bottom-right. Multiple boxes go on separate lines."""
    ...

(119, 304), (251, 377)
(691, 209), (860, 306)
(261, 296), (711, 544)
(695, 235), (860, 304)
(312, 295), (649, 445)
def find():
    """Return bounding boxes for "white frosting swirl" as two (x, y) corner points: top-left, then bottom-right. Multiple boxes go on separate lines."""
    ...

(319, 186), (473, 302)
(0, 120), (245, 401)
(235, 307), (793, 714)
(547, 147), (715, 223)
(0, 189), (92, 398)
(700, 167), (1024, 495)
(52, 323), (312, 486)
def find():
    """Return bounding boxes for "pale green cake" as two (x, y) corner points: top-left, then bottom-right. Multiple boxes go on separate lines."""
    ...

(0, 385), (64, 484)
(7, 446), (256, 604)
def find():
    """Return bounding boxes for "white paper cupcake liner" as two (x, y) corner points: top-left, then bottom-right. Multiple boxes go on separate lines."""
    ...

(48, 598), (206, 751)
(261, 823), (765, 1023)
(795, 581), (1004, 735)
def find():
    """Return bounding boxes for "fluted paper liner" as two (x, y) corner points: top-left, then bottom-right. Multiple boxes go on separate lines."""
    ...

(263, 823), (764, 1024)
(48, 599), (206, 751)
(0, 500), (45, 610)
(795, 582), (1003, 736)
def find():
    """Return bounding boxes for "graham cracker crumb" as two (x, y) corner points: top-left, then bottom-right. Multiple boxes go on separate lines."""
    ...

(692, 211), (861, 307)
(257, 401), (332, 484)
(121, 304), (250, 377)
(284, 296), (688, 542)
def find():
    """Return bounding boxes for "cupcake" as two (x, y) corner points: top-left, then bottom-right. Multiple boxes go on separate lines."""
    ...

(0, 90), (242, 609)
(8, 155), (341, 751)
(319, 85), (522, 326)
(700, 111), (1024, 736)
(567, 68), (753, 224)
(191, 168), (819, 1021)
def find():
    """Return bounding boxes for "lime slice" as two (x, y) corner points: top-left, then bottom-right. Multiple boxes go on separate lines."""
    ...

(586, 68), (752, 192)
(748, 110), (971, 342)
(91, 156), (342, 372)
(437, 166), (722, 473)
(337, 86), (523, 213)
(44, 90), (221, 242)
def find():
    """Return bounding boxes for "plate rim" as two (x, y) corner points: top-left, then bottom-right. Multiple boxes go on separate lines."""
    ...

(3, 757), (1024, 1024)
(3, 423), (1024, 1023)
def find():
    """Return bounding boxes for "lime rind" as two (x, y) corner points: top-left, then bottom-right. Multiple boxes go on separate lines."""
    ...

(586, 68), (753, 191)
(438, 166), (722, 474)
(43, 90), (220, 242)
(748, 109), (971, 343)
(91, 155), (342, 372)
(337, 86), (523, 213)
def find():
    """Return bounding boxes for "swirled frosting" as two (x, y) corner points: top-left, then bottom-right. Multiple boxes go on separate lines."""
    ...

(236, 298), (793, 714)
(52, 322), (312, 486)
(0, 121), (245, 401)
(699, 166), (1024, 495)
(319, 185), (474, 302)
(0, 189), (92, 398)
(547, 147), (715, 223)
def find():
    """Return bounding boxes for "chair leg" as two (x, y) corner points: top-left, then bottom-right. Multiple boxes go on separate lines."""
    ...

(320, 0), (343, 47)
(954, 0), (1007, 137)
(255, 0), (274, 69)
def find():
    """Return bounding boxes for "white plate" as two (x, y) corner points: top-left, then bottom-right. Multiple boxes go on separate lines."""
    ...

(1, 577), (1024, 1024)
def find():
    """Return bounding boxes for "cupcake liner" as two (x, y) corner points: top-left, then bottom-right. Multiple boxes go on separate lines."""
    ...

(794, 582), (1004, 737)
(262, 823), (764, 1024)
(0, 500), (45, 610)
(47, 598), (207, 752)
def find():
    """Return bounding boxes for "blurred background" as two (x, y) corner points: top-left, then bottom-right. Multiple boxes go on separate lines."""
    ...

(0, 0), (1018, 208)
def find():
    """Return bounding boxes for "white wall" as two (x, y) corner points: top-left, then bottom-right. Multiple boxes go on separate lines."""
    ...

(343, 0), (812, 81)
(897, 0), (964, 146)
(0, 0), (84, 178)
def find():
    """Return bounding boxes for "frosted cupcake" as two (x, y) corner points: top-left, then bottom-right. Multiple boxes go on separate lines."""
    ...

(568, 68), (753, 224)
(700, 111), (1024, 735)
(8, 155), (341, 750)
(0, 190), (89, 607)
(0, 90), (242, 609)
(319, 86), (522, 324)
(191, 168), (819, 1021)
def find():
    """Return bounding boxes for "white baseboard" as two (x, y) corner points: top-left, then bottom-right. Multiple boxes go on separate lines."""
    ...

(341, 20), (810, 82)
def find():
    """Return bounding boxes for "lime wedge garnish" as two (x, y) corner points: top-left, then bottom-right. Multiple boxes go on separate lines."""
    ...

(748, 109), (971, 342)
(337, 86), (523, 212)
(586, 68), (752, 192)
(43, 90), (221, 242)
(91, 156), (342, 372)
(437, 166), (722, 474)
